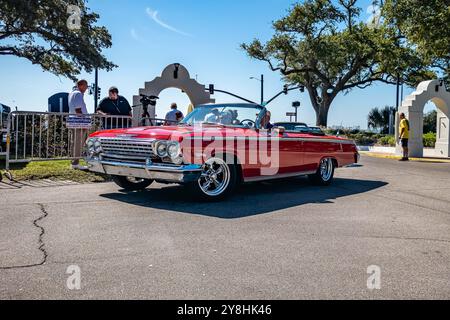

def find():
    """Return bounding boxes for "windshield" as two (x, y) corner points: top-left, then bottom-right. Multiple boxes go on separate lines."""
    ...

(275, 123), (308, 131)
(181, 104), (264, 128)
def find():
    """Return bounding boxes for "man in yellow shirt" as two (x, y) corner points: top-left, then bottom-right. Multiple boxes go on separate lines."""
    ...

(399, 113), (410, 161)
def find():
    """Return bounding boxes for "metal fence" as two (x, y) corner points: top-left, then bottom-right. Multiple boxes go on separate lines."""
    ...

(2, 111), (133, 171)
(140, 117), (180, 127)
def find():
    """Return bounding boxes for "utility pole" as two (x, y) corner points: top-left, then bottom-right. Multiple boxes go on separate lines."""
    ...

(250, 74), (264, 104)
(94, 67), (99, 111)
(389, 71), (401, 135)
(260, 74), (264, 105)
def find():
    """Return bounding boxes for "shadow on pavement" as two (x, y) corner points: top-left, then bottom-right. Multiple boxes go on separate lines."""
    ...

(100, 177), (388, 219)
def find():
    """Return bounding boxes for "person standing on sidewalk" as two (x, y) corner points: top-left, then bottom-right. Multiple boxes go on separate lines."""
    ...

(96, 86), (132, 129)
(399, 113), (410, 161)
(68, 79), (89, 170)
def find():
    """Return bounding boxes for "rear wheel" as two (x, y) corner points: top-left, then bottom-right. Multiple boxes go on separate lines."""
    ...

(190, 157), (238, 201)
(111, 176), (153, 191)
(308, 158), (335, 186)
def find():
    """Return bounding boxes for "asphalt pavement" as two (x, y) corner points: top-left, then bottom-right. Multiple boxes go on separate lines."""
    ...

(0, 156), (449, 299)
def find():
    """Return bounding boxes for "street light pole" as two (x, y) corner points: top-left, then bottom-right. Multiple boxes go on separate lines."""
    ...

(260, 74), (264, 105)
(94, 67), (99, 111)
(250, 74), (264, 105)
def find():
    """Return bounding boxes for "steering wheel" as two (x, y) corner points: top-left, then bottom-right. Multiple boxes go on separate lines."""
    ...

(240, 119), (256, 128)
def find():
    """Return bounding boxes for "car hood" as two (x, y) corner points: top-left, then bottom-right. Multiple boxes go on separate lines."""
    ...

(89, 125), (259, 141)
(89, 125), (355, 143)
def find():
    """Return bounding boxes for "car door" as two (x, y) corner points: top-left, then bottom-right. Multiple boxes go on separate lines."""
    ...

(266, 130), (305, 176)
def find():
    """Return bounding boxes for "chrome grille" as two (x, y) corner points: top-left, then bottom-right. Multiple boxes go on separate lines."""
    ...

(99, 138), (155, 160)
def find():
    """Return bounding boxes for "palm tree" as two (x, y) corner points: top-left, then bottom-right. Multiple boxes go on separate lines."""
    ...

(368, 106), (396, 134)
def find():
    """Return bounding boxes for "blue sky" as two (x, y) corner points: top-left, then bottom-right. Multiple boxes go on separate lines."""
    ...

(0, 0), (434, 128)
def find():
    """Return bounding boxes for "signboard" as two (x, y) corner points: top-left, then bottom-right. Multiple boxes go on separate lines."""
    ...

(286, 112), (296, 117)
(66, 116), (92, 129)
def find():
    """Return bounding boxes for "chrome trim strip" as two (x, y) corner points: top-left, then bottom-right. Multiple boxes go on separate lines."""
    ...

(244, 170), (317, 182)
(184, 136), (355, 144)
(86, 159), (202, 184)
(97, 160), (202, 173)
(98, 137), (156, 143)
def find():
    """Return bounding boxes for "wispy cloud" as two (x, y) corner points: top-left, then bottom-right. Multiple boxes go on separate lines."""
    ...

(146, 7), (192, 37)
(130, 28), (145, 43)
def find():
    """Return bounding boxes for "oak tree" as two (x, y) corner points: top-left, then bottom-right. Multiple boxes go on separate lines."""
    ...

(0, 0), (116, 80)
(242, 0), (437, 126)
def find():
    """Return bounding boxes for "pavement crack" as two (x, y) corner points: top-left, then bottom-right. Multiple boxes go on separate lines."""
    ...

(0, 203), (49, 270)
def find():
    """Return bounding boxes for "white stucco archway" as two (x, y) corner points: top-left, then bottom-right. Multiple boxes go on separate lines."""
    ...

(395, 80), (450, 158)
(132, 63), (215, 125)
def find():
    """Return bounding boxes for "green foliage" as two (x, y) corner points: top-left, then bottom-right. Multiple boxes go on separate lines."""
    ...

(367, 106), (396, 134)
(350, 133), (378, 146)
(0, 0), (116, 80)
(241, 0), (441, 126)
(336, 131), (436, 148)
(7, 160), (108, 182)
(377, 135), (396, 146)
(383, 0), (450, 81)
(423, 110), (437, 133)
(423, 132), (437, 148)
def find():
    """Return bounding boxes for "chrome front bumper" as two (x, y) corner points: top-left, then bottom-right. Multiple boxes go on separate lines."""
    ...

(87, 158), (203, 184)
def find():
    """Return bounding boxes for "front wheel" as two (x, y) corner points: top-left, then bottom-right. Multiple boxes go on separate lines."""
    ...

(190, 157), (238, 201)
(308, 158), (335, 186)
(111, 175), (154, 191)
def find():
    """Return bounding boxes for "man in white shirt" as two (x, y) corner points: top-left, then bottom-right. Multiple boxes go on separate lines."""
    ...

(69, 80), (88, 114)
(68, 79), (89, 169)
(164, 103), (183, 125)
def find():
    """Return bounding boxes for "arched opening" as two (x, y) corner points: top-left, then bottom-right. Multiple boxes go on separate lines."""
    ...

(424, 98), (450, 157)
(132, 63), (215, 126)
(154, 88), (192, 120)
(423, 101), (439, 156)
(396, 80), (450, 158)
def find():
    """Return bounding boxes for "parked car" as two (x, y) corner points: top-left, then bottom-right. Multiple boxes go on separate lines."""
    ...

(306, 126), (326, 136)
(86, 103), (359, 201)
(0, 104), (11, 153)
(274, 122), (308, 131)
(274, 122), (326, 136)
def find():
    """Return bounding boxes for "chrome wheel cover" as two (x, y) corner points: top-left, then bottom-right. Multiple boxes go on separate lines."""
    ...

(198, 158), (231, 196)
(319, 158), (333, 181)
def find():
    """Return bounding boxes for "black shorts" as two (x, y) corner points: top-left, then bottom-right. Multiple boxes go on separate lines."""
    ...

(401, 139), (409, 148)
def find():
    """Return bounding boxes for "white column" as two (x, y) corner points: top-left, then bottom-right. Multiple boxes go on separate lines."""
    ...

(435, 108), (450, 157)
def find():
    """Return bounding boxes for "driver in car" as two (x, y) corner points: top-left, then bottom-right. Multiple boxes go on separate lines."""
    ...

(204, 109), (220, 123)
(219, 110), (234, 125)
(261, 111), (274, 130)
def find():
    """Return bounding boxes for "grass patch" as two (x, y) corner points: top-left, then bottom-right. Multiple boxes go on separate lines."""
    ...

(2, 160), (109, 183)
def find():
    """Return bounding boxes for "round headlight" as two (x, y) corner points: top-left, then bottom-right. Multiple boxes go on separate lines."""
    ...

(87, 138), (96, 154)
(94, 140), (102, 153)
(167, 142), (181, 158)
(155, 141), (168, 158)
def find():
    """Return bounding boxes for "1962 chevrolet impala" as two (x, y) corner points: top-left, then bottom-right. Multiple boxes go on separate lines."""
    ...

(86, 103), (359, 201)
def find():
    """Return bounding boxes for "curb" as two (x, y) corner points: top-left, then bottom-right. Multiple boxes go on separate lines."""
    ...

(360, 152), (450, 163)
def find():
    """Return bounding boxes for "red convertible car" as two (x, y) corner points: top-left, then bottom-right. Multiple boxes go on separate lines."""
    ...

(86, 103), (359, 201)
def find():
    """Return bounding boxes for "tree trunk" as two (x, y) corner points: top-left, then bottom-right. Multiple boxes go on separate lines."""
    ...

(306, 84), (333, 127)
(315, 99), (333, 127)
(316, 106), (329, 127)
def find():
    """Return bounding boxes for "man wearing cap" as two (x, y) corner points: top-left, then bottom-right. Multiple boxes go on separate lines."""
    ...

(97, 87), (132, 129)
(68, 79), (89, 170)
